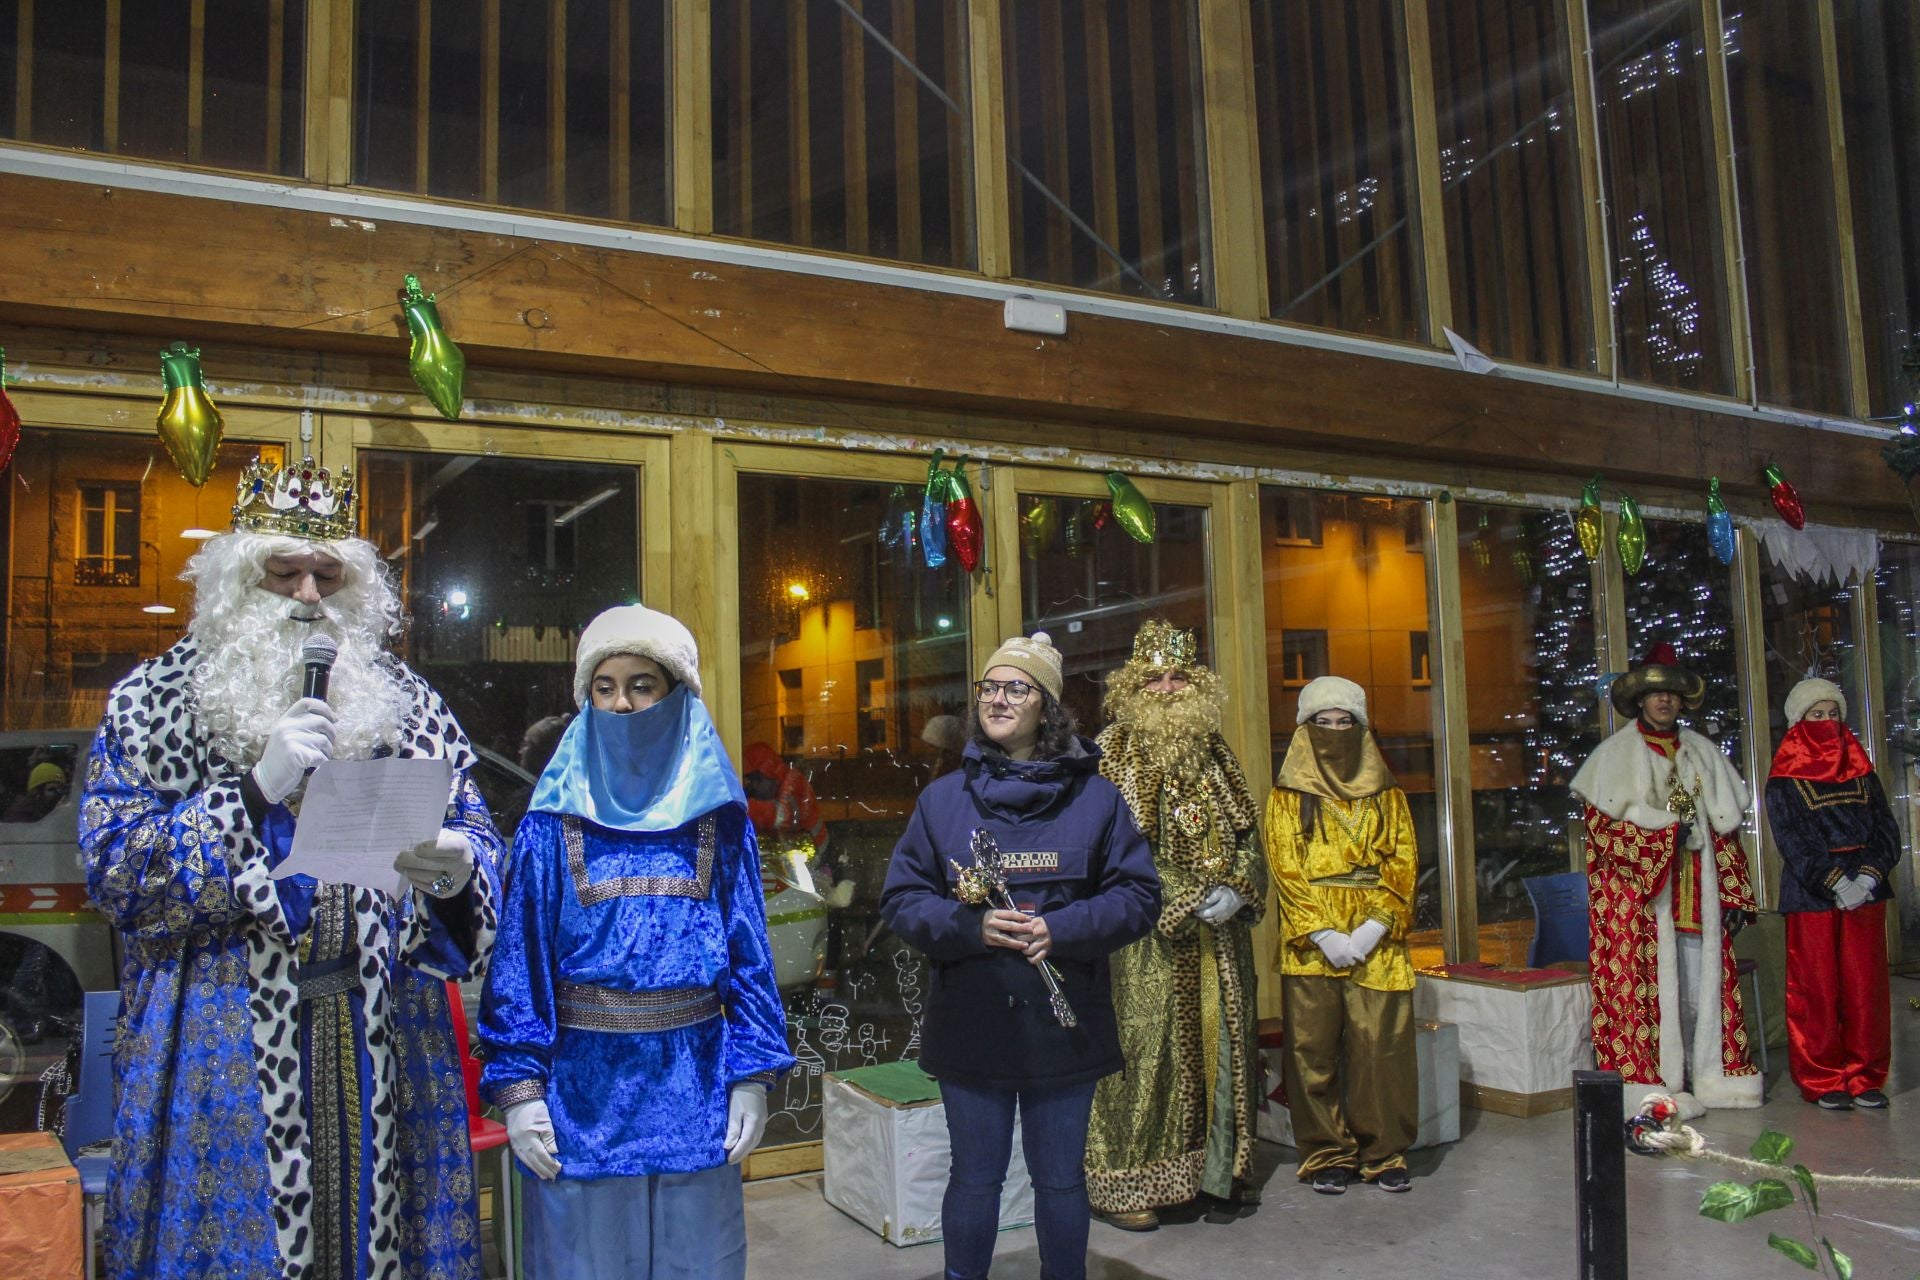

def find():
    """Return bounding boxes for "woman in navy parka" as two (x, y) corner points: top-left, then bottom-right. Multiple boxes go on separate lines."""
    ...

(882, 631), (1160, 1280)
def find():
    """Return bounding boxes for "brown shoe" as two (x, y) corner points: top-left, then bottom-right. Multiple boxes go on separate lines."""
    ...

(1094, 1208), (1160, 1232)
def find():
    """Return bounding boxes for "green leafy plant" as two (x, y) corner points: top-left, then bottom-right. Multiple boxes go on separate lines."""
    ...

(1698, 1131), (1854, 1278)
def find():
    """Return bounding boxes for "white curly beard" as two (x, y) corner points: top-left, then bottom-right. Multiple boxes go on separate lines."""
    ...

(189, 585), (409, 769)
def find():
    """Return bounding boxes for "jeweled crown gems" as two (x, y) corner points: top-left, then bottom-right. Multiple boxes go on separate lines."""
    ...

(1131, 618), (1198, 670)
(231, 455), (358, 541)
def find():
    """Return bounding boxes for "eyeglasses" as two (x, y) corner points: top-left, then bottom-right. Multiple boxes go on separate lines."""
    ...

(973, 679), (1036, 705)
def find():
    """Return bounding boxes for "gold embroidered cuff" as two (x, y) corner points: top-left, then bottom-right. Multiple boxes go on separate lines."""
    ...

(492, 1078), (546, 1109)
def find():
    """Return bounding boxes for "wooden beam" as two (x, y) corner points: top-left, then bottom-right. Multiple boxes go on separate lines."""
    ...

(326, 0), (355, 183)
(788, 0), (812, 245)
(1727, 526), (1771, 904)
(1814, 0), (1871, 418)
(188, 0), (206, 164)
(728, 0), (752, 235)
(610, 0), (632, 221)
(672, 0), (714, 234)
(14, 0), (31, 139)
(943, 0), (967, 267)
(1197, 0), (1266, 319)
(1699, 0), (1754, 403)
(891, 0), (922, 263)
(1083, 0), (1119, 290)
(1427, 494), (1478, 962)
(1564, 0), (1612, 378)
(414, 0), (432, 193)
(549, 0), (567, 210)
(1403, 0), (1452, 343)
(967, 0), (1010, 277)
(103, 0), (121, 153)
(483, 0), (502, 201)
(843, 0), (871, 255)
(303, 0), (328, 181)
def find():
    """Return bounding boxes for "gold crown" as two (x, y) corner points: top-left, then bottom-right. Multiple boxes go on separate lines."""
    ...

(231, 456), (357, 541)
(1132, 618), (1198, 670)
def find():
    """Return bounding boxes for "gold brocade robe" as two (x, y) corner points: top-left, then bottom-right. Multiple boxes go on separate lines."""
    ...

(1264, 787), (1417, 992)
(1085, 729), (1267, 1213)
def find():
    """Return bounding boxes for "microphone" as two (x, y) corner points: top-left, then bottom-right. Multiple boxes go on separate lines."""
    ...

(301, 634), (338, 703)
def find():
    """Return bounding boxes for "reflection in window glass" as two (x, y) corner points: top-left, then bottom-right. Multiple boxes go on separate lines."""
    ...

(1259, 489), (1442, 956)
(1001, 0), (1210, 305)
(1835, 0), (1920, 419)
(1428, 0), (1595, 370)
(1724, 4), (1851, 414)
(1872, 543), (1920, 960)
(1016, 493), (1211, 733)
(1457, 504), (1599, 962)
(1589, 0), (1737, 396)
(736, 474), (971, 1148)
(712, 0), (973, 268)
(358, 452), (641, 833)
(1621, 519), (1741, 764)
(355, 0), (671, 224)
(3, 429), (282, 731)
(0, 0), (306, 175)
(1251, 0), (1425, 342)
(1758, 552), (1858, 746)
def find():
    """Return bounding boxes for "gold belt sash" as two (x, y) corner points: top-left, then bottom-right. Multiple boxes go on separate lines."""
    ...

(554, 981), (721, 1033)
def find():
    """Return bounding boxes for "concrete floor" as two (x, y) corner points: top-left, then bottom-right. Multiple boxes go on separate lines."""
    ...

(743, 977), (1920, 1279)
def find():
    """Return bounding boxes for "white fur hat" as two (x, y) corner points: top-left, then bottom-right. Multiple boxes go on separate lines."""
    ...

(573, 605), (702, 705)
(1296, 675), (1369, 727)
(1784, 677), (1846, 726)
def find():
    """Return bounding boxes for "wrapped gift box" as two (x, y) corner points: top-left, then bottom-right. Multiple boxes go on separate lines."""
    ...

(822, 1061), (1034, 1247)
(1257, 1020), (1461, 1150)
(1413, 964), (1594, 1115)
(0, 1131), (83, 1280)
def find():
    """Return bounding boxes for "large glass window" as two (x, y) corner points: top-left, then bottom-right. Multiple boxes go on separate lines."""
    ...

(354, 1), (671, 224)
(1250, 0), (1425, 343)
(1588, 0), (1738, 396)
(1758, 552), (1859, 745)
(0, 0), (305, 175)
(1621, 519), (1741, 764)
(1015, 490), (1212, 732)
(1724, 3), (1852, 414)
(357, 451), (642, 834)
(735, 473), (971, 1148)
(1457, 503), (1599, 963)
(1427, 0), (1596, 370)
(1835, 0), (1920, 420)
(1873, 543), (1920, 964)
(3, 428), (282, 732)
(711, 0), (973, 269)
(1259, 488), (1442, 960)
(1001, 0), (1210, 305)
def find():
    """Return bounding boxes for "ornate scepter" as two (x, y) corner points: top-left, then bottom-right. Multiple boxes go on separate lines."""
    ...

(950, 828), (1078, 1028)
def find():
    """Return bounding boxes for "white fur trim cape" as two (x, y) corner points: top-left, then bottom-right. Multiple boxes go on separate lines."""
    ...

(1569, 724), (1749, 836)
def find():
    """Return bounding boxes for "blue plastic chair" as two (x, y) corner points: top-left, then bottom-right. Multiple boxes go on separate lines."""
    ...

(61, 990), (119, 1280)
(1523, 872), (1590, 968)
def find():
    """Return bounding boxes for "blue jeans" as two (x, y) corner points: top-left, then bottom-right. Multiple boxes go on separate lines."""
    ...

(939, 1078), (1099, 1280)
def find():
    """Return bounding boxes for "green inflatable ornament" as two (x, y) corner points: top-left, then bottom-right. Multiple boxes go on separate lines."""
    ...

(1105, 472), (1156, 544)
(402, 274), (466, 421)
(1617, 492), (1647, 576)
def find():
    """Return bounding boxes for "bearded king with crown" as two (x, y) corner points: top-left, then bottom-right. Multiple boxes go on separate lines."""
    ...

(1084, 620), (1267, 1230)
(76, 457), (506, 1279)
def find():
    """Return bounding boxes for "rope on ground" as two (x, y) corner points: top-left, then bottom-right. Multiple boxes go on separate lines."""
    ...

(1630, 1093), (1920, 1190)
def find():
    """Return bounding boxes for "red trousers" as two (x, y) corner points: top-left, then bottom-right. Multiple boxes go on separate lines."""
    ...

(1785, 902), (1891, 1101)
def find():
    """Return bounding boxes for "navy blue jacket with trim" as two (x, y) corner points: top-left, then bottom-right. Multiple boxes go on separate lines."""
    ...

(1764, 772), (1901, 913)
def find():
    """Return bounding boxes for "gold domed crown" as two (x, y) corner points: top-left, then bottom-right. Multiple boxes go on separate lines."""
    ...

(1131, 618), (1198, 670)
(231, 455), (357, 541)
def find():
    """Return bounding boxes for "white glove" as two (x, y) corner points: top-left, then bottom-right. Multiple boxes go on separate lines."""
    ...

(505, 1098), (562, 1181)
(1832, 875), (1872, 911)
(1850, 874), (1879, 905)
(1194, 885), (1246, 925)
(251, 698), (335, 804)
(1349, 918), (1389, 961)
(394, 830), (475, 898)
(724, 1082), (769, 1164)
(1311, 929), (1355, 968)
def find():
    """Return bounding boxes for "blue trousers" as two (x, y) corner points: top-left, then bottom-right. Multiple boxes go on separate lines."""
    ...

(939, 1078), (1099, 1280)
(522, 1163), (746, 1280)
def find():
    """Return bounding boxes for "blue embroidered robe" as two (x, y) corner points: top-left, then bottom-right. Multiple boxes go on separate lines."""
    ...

(478, 807), (794, 1178)
(76, 638), (505, 1280)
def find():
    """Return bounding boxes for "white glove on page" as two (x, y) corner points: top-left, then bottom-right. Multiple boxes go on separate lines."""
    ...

(1311, 929), (1355, 968)
(1194, 885), (1246, 925)
(251, 698), (336, 804)
(505, 1098), (562, 1181)
(724, 1082), (769, 1164)
(394, 830), (475, 898)
(1348, 918), (1389, 961)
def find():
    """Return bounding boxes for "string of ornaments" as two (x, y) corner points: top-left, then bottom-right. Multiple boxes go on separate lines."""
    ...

(1573, 463), (1805, 573)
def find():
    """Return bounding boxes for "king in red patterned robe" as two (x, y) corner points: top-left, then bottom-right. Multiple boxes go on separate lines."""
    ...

(1569, 649), (1762, 1116)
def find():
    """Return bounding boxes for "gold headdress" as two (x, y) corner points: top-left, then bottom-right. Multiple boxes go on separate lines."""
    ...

(231, 455), (357, 541)
(1130, 618), (1199, 671)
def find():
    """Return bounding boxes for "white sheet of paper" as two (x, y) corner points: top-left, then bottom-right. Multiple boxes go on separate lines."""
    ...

(270, 757), (455, 896)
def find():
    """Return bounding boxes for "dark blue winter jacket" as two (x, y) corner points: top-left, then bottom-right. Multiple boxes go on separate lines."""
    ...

(880, 736), (1160, 1088)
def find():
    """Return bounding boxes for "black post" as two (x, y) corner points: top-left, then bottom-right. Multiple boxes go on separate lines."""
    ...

(1574, 1070), (1628, 1280)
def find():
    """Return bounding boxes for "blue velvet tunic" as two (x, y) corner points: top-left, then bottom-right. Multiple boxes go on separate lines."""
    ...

(478, 805), (794, 1178)
(75, 638), (504, 1280)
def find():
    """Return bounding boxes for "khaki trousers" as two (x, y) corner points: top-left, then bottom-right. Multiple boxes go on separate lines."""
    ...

(1280, 975), (1417, 1180)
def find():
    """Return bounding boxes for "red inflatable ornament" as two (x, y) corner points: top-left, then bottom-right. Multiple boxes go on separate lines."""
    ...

(945, 462), (984, 573)
(1763, 463), (1805, 530)
(0, 349), (19, 474)
(1091, 501), (1112, 531)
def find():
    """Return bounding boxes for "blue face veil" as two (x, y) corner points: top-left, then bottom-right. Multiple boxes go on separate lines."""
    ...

(528, 684), (745, 832)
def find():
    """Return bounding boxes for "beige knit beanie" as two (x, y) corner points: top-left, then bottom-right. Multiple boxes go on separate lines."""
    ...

(1783, 677), (1846, 726)
(982, 631), (1064, 702)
